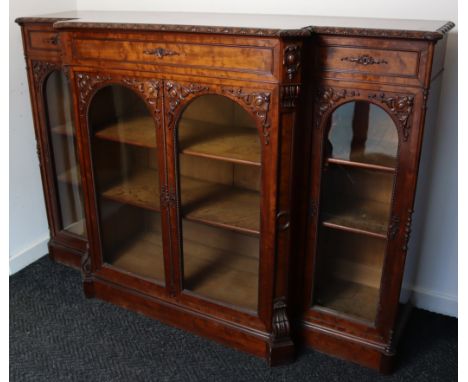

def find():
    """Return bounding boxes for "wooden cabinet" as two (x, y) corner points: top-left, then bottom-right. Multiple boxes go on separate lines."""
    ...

(17, 11), (454, 372)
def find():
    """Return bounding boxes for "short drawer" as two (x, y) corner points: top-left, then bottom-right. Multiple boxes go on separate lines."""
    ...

(320, 46), (419, 77)
(316, 36), (429, 86)
(71, 37), (274, 75)
(28, 30), (60, 51)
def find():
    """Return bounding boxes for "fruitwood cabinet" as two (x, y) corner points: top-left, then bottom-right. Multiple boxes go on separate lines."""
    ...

(17, 11), (454, 372)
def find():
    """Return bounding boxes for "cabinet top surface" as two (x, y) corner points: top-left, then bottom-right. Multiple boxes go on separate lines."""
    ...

(16, 10), (454, 40)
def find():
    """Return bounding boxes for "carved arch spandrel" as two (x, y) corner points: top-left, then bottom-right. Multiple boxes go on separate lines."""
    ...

(165, 80), (274, 146)
(74, 72), (164, 129)
(31, 60), (61, 91)
(314, 87), (416, 143)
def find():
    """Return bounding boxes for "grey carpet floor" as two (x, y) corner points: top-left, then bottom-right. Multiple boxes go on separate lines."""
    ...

(10, 256), (457, 381)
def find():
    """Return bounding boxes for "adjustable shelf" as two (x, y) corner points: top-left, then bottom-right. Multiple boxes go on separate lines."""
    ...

(51, 124), (75, 137)
(326, 157), (395, 174)
(321, 197), (390, 239)
(95, 117), (157, 149)
(100, 169), (260, 235)
(179, 119), (261, 166)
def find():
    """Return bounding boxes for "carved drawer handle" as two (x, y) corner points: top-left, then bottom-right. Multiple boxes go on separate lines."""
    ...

(276, 211), (290, 231)
(143, 47), (180, 58)
(43, 36), (58, 45)
(341, 55), (388, 65)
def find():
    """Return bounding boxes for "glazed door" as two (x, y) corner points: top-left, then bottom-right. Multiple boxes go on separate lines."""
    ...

(77, 74), (168, 287)
(164, 80), (277, 324)
(38, 67), (86, 242)
(304, 90), (417, 337)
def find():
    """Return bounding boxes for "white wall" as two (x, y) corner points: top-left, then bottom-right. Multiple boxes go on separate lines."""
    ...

(9, 0), (76, 274)
(10, 0), (457, 316)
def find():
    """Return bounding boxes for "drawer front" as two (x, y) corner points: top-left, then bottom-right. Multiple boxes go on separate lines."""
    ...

(72, 37), (274, 75)
(320, 46), (419, 77)
(28, 30), (60, 51)
(316, 36), (429, 86)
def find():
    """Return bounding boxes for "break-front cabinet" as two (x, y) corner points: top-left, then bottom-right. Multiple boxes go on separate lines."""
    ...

(19, 20), (87, 268)
(17, 12), (454, 372)
(297, 31), (452, 372)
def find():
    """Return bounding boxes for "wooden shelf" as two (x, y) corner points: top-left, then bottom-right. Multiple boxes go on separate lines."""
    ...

(100, 169), (260, 235)
(108, 231), (258, 311)
(327, 157), (395, 173)
(322, 198), (390, 238)
(179, 119), (261, 166)
(57, 166), (81, 186)
(181, 176), (260, 235)
(101, 169), (161, 212)
(315, 279), (379, 322)
(51, 124), (75, 137)
(95, 116), (157, 148)
(64, 219), (86, 236)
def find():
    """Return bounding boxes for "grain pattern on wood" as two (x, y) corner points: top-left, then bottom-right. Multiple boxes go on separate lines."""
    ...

(95, 116), (157, 148)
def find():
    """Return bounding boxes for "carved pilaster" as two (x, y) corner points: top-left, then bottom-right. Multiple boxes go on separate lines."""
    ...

(369, 93), (414, 141)
(280, 84), (301, 108)
(75, 72), (112, 115)
(165, 80), (209, 129)
(222, 87), (271, 145)
(315, 87), (360, 128)
(283, 45), (301, 80)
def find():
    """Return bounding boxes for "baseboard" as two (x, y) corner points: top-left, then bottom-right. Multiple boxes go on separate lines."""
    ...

(409, 286), (457, 317)
(9, 236), (49, 275)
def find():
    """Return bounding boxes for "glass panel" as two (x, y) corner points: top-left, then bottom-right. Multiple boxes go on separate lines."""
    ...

(313, 101), (398, 323)
(327, 102), (398, 168)
(45, 70), (86, 237)
(89, 85), (164, 283)
(177, 95), (260, 312)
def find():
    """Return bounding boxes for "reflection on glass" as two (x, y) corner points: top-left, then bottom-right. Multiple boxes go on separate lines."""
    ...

(89, 85), (164, 283)
(178, 95), (260, 312)
(328, 102), (398, 168)
(45, 70), (86, 237)
(313, 101), (398, 323)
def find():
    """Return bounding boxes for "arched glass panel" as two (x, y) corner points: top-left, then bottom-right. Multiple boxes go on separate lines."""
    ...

(45, 70), (86, 236)
(89, 85), (164, 283)
(177, 95), (260, 312)
(313, 101), (398, 323)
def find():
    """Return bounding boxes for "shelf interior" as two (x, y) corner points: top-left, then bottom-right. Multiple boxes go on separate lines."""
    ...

(179, 118), (260, 166)
(64, 219), (86, 236)
(313, 228), (385, 322)
(321, 165), (394, 236)
(95, 116), (157, 148)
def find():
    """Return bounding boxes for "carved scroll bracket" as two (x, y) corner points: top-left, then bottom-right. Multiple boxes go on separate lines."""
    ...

(272, 297), (291, 340)
(369, 93), (414, 141)
(222, 87), (271, 145)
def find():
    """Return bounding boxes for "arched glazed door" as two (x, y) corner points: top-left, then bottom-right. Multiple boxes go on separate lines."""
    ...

(44, 70), (86, 237)
(175, 94), (261, 312)
(87, 84), (165, 283)
(311, 100), (399, 324)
